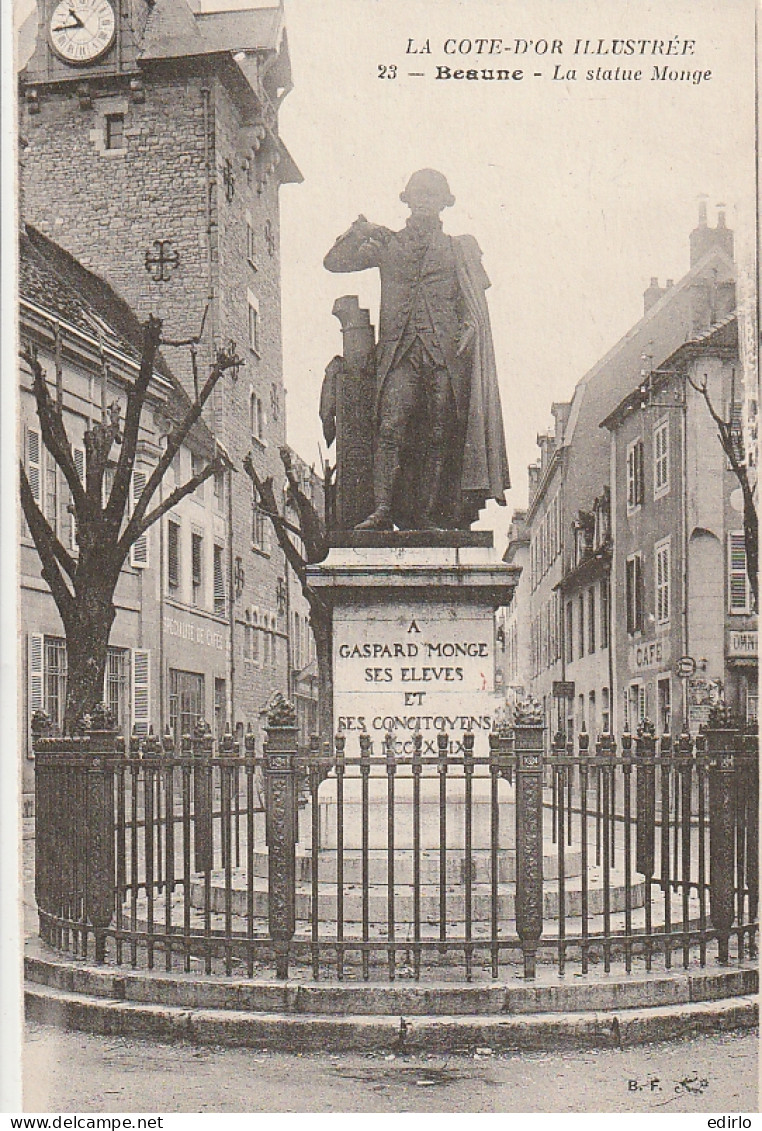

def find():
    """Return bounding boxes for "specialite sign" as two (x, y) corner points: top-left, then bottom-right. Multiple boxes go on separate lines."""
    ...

(333, 602), (496, 751)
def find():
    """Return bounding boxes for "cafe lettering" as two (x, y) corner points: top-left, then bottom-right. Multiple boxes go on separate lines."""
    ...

(629, 637), (671, 673)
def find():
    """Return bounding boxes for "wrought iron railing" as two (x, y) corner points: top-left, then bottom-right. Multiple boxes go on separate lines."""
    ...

(33, 708), (757, 983)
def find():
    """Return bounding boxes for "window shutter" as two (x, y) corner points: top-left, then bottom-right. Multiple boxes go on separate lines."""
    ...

(130, 470), (149, 568)
(70, 447), (85, 550)
(27, 427), (42, 504)
(213, 544), (225, 616)
(728, 533), (751, 614)
(636, 554), (645, 631)
(131, 649), (150, 735)
(168, 520), (180, 588)
(29, 633), (44, 716)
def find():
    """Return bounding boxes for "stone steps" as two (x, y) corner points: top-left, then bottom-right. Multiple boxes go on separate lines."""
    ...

(186, 871), (648, 922)
(24, 943), (759, 1051)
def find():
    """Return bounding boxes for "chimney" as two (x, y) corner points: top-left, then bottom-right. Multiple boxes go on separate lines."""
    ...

(551, 401), (571, 444)
(643, 276), (665, 314)
(527, 464), (541, 503)
(690, 197), (734, 265)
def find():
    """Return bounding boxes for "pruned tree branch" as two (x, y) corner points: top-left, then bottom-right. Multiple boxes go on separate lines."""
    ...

(119, 343), (240, 549)
(243, 453), (310, 588)
(19, 460), (76, 621)
(106, 314), (163, 527)
(686, 370), (758, 608)
(22, 344), (88, 518)
(280, 445), (328, 563)
(120, 454), (227, 552)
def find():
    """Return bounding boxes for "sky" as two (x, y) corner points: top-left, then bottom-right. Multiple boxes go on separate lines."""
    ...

(271, 0), (756, 530)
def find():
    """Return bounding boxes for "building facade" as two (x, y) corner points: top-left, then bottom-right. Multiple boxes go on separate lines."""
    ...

(495, 510), (531, 709)
(520, 204), (739, 741)
(19, 0), (302, 741)
(603, 314), (757, 733)
(20, 223), (228, 802)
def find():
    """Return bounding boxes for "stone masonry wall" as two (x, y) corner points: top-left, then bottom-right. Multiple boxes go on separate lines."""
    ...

(21, 64), (292, 734)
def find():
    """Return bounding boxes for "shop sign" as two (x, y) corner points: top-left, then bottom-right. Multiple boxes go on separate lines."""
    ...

(628, 637), (671, 674)
(687, 675), (722, 731)
(728, 630), (758, 658)
(164, 613), (225, 652)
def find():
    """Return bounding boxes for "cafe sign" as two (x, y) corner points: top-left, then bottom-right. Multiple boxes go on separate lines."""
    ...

(628, 636), (671, 674)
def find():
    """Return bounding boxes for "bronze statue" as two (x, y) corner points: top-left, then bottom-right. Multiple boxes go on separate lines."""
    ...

(324, 169), (510, 531)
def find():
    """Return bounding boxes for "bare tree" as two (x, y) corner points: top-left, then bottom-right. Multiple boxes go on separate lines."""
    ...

(20, 314), (241, 732)
(687, 370), (758, 608)
(243, 447), (332, 738)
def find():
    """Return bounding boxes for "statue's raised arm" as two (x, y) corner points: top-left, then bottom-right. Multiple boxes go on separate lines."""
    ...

(324, 215), (393, 273)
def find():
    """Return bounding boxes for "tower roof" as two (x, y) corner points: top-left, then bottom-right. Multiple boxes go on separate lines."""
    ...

(140, 2), (283, 61)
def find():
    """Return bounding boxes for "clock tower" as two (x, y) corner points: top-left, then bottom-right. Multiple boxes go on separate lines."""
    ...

(19, 0), (304, 732)
(22, 0), (151, 96)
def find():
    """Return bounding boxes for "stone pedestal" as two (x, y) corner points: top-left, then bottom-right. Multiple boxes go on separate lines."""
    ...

(306, 534), (520, 852)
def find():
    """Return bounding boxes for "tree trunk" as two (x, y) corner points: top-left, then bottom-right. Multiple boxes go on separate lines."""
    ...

(63, 587), (116, 734)
(743, 491), (758, 610)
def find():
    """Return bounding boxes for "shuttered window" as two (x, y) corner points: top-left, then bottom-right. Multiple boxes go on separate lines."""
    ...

(131, 649), (150, 735)
(213, 543), (225, 617)
(653, 419), (669, 498)
(655, 538), (671, 624)
(600, 580), (610, 649)
(728, 532), (752, 614)
(27, 427), (42, 505)
(167, 519), (180, 589)
(28, 633), (43, 716)
(70, 447), (85, 550)
(191, 530), (203, 606)
(626, 553), (644, 635)
(129, 470), (149, 568)
(627, 439), (644, 512)
(44, 450), (58, 534)
(44, 637), (67, 732)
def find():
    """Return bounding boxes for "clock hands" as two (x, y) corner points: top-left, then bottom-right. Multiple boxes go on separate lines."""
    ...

(53, 7), (84, 32)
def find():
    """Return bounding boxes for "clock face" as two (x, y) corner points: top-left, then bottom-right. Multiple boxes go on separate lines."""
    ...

(49, 0), (116, 64)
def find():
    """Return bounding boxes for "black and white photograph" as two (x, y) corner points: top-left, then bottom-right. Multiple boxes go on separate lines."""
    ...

(3, 0), (759, 1117)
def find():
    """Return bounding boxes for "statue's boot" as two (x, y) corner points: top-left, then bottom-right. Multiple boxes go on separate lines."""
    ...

(354, 444), (398, 531)
(417, 453), (447, 531)
(355, 508), (393, 531)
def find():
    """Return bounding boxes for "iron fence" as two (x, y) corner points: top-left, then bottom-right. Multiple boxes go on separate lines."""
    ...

(33, 705), (757, 983)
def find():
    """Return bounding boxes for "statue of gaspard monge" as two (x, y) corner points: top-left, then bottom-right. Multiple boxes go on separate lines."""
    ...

(324, 169), (510, 532)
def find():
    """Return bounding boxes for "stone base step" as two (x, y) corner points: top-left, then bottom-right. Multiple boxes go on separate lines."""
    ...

(122, 889), (723, 967)
(24, 944), (758, 1016)
(187, 871), (648, 922)
(242, 845), (585, 884)
(24, 951), (759, 1051)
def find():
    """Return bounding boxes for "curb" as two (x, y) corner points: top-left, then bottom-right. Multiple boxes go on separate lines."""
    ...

(25, 982), (759, 1052)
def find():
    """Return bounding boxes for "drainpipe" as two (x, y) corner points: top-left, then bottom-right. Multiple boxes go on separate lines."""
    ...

(201, 85), (216, 361)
